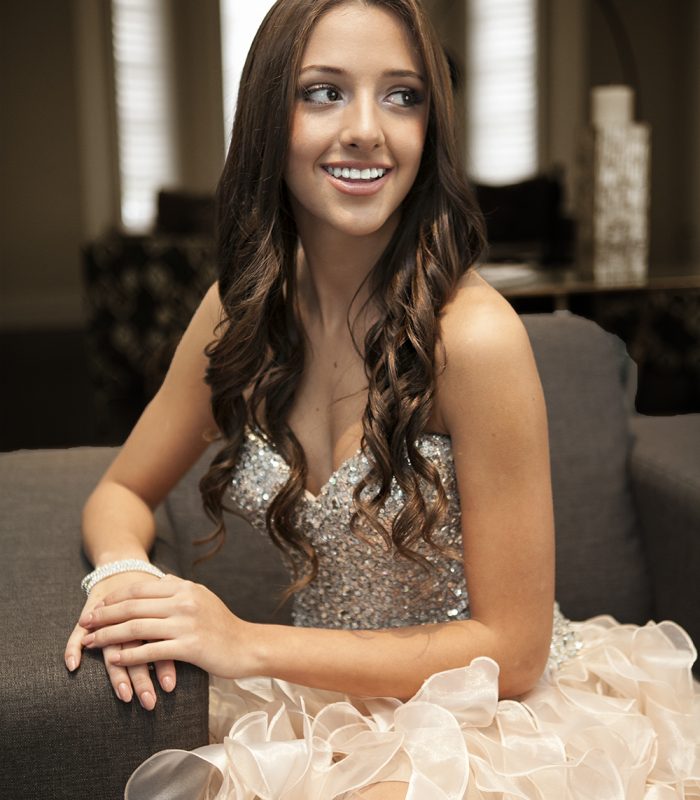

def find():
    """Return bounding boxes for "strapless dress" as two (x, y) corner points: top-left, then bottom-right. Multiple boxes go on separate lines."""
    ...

(126, 427), (700, 799)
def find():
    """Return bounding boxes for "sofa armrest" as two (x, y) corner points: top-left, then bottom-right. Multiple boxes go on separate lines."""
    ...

(629, 414), (700, 662)
(0, 448), (209, 800)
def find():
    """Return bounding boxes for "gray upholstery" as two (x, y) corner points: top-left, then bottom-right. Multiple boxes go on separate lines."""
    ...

(524, 314), (652, 622)
(1, 313), (698, 799)
(629, 413), (700, 641)
(0, 448), (208, 800)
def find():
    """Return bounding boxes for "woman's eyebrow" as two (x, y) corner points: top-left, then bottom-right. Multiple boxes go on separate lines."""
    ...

(300, 65), (425, 82)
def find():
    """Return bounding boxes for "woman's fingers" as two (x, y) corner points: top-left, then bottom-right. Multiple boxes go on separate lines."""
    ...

(80, 598), (169, 630)
(82, 618), (172, 650)
(69, 626), (159, 710)
(109, 639), (176, 668)
(105, 643), (161, 710)
(99, 574), (180, 607)
(155, 659), (177, 693)
(65, 622), (87, 672)
(104, 643), (134, 702)
(104, 646), (176, 709)
(124, 644), (158, 710)
(66, 574), (178, 711)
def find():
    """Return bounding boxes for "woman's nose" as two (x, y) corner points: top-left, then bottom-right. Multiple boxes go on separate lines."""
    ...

(339, 94), (385, 150)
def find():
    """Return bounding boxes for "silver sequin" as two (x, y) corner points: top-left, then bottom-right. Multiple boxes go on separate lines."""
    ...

(230, 427), (581, 667)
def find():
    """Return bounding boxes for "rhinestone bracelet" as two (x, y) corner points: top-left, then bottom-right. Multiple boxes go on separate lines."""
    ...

(81, 559), (166, 595)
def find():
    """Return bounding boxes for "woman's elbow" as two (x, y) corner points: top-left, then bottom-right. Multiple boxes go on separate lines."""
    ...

(497, 640), (550, 699)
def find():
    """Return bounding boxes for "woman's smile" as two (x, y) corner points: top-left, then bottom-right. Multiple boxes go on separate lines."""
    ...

(284, 3), (428, 242)
(321, 162), (393, 195)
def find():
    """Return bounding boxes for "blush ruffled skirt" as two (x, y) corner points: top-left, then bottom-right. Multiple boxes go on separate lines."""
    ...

(125, 616), (700, 799)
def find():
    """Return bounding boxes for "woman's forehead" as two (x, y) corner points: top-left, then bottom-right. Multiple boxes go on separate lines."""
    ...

(300, 3), (424, 77)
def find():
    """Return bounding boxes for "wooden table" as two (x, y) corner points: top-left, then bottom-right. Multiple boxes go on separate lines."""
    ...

(477, 262), (700, 311)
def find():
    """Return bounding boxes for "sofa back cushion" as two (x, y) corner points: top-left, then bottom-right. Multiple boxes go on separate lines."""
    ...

(522, 313), (650, 622)
(165, 313), (651, 625)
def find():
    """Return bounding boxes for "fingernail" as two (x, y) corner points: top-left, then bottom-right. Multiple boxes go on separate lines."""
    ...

(81, 613), (93, 626)
(162, 676), (175, 692)
(118, 682), (132, 702)
(66, 656), (76, 672)
(140, 691), (155, 711)
(82, 633), (95, 647)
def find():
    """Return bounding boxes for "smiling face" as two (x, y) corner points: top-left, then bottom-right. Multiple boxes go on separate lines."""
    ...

(284, 2), (429, 245)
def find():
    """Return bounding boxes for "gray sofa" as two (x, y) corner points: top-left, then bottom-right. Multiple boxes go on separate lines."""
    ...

(2, 313), (699, 800)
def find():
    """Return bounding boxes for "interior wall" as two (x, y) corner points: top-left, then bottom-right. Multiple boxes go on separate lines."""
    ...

(0, 0), (226, 331)
(423, 0), (467, 156)
(73, 0), (121, 243)
(0, 0), (85, 328)
(587, 0), (696, 265)
(685, 0), (700, 262)
(171, 0), (226, 193)
(541, 0), (588, 214)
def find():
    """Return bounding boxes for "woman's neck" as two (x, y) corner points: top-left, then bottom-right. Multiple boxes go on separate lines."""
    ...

(296, 222), (395, 336)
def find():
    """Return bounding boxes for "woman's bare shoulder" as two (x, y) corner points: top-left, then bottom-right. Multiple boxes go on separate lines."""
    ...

(439, 268), (531, 365)
(433, 268), (540, 432)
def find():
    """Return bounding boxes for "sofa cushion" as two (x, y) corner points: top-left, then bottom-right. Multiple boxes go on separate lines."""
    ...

(522, 313), (651, 622)
(629, 413), (700, 645)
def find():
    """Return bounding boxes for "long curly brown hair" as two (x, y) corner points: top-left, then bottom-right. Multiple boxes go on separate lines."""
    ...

(199, 0), (486, 595)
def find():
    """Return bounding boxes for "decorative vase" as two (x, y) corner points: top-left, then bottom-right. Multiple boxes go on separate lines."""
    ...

(576, 85), (650, 284)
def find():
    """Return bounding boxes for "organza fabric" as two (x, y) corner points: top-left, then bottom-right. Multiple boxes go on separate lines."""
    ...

(125, 432), (700, 797)
(126, 616), (700, 798)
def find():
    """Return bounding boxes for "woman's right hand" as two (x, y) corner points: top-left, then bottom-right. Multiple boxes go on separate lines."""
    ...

(64, 572), (177, 710)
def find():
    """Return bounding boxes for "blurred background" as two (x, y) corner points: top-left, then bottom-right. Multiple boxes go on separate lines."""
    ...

(1, 0), (699, 451)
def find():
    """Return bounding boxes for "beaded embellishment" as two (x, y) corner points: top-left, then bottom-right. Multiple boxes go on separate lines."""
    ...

(230, 427), (583, 668)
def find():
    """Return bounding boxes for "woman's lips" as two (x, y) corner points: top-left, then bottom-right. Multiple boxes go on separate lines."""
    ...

(321, 166), (392, 196)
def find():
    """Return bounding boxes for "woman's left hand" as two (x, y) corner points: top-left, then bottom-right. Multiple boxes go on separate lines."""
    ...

(79, 575), (260, 679)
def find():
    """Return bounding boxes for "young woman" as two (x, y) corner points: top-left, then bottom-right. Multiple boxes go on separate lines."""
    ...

(65, 1), (699, 797)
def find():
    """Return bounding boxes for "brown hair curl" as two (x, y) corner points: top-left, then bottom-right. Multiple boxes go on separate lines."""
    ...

(199, 0), (486, 595)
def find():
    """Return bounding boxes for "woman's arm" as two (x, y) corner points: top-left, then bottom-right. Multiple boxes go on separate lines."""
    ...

(81, 277), (555, 700)
(81, 282), (222, 565)
(64, 282), (224, 706)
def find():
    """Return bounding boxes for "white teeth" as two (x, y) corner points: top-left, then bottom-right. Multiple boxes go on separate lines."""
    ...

(325, 166), (387, 181)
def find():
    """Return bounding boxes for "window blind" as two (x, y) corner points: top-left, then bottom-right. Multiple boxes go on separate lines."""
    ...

(467, 0), (539, 185)
(111, 0), (178, 229)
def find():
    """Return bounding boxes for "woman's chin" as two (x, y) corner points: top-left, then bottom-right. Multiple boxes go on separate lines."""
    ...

(326, 210), (400, 242)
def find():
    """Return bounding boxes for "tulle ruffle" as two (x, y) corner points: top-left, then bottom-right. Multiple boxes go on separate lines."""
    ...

(125, 617), (700, 799)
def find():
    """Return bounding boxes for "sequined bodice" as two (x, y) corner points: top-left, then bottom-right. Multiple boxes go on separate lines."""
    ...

(230, 427), (470, 629)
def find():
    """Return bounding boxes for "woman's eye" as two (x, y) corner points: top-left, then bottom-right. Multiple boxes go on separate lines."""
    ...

(387, 88), (422, 108)
(302, 85), (341, 104)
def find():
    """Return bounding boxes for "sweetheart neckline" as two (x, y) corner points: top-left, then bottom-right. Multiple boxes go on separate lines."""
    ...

(245, 425), (451, 502)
